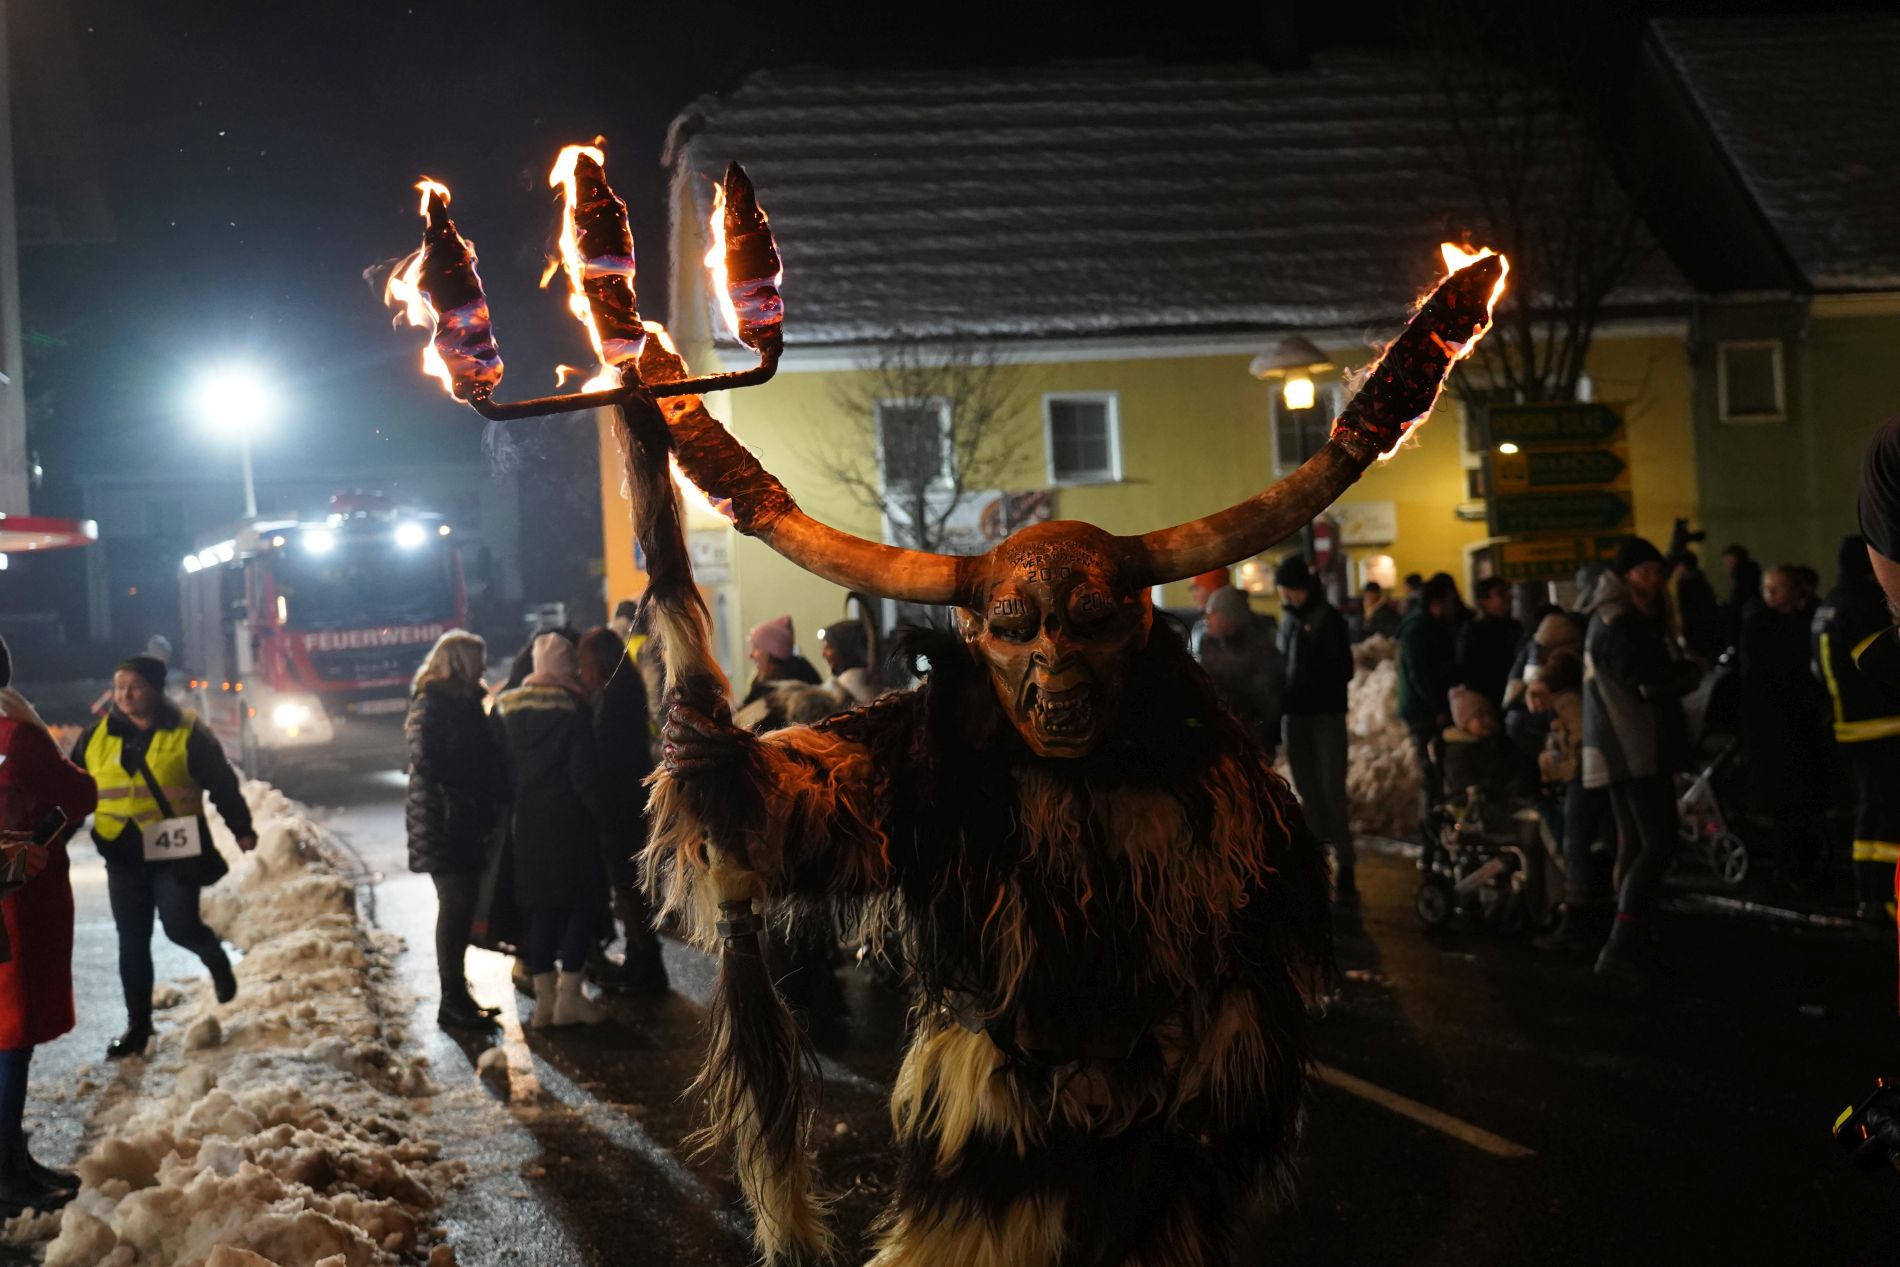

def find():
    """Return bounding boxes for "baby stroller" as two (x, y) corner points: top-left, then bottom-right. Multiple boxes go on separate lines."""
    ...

(1415, 786), (1558, 934)
(1676, 737), (1749, 887)
(1674, 650), (1750, 887)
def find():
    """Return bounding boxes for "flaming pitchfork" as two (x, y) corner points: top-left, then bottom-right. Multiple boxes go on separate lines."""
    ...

(383, 143), (1506, 1258)
(387, 146), (839, 1252)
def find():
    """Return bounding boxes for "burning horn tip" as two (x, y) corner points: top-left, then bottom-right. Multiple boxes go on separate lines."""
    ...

(722, 163), (761, 219)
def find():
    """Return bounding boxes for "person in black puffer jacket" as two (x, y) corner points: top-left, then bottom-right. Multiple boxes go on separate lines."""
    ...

(577, 627), (668, 995)
(497, 633), (609, 1029)
(405, 632), (507, 1031)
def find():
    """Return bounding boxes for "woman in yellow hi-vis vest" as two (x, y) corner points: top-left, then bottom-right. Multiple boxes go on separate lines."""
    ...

(70, 656), (255, 1059)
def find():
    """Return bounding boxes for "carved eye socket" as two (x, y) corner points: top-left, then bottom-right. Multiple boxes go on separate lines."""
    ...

(990, 619), (1036, 644)
(1070, 590), (1116, 631)
(987, 595), (1037, 644)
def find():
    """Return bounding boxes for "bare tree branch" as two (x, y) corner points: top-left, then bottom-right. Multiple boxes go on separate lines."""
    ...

(1424, 2), (1653, 410)
(811, 332), (1034, 555)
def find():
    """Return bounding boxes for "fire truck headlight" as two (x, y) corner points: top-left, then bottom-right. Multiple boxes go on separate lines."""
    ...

(272, 701), (314, 731)
(303, 529), (335, 555)
(394, 522), (426, 549)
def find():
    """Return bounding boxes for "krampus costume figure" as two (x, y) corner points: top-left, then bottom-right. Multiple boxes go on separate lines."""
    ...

(385, 138), (1501, 1267)
(639, 252), (1504, 1267)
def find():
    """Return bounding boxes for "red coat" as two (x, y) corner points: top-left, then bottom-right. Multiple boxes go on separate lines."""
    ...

(0, 714), (98, 1048)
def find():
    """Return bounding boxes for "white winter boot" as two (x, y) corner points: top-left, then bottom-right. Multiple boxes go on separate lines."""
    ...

(529, 973), (559, 1029)
(552, 971), (606, 1027)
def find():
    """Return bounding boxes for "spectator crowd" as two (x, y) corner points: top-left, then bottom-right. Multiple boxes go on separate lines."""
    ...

(1188, 522), (1899, 984)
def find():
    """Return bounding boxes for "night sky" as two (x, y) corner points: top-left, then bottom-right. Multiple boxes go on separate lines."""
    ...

(9, 0), (1878, 568)
(20, 0), (1409, 487)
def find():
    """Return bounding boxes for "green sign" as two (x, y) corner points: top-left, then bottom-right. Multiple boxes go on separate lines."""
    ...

(1487, 403), (1624, 447)
(1491, 491), (1634, 536)
(1490, 445), (1630, 495)
(1496, 536), (1624, 583)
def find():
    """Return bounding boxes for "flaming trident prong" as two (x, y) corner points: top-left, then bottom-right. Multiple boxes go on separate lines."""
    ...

(387, 157), (783, 417)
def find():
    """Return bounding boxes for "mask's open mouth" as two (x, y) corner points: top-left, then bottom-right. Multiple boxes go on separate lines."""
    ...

(1027, 680), (1095, 744)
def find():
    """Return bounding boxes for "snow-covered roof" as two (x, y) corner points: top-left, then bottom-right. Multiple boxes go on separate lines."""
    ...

(1652, 14), (1900, 292)
(668, 59), (1690, 348)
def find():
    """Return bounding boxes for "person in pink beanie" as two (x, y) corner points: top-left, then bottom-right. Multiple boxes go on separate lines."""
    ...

(742, 614), (821, 707)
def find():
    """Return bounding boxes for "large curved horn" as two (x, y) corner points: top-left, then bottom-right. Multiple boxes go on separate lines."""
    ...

(1131, 429), (1383, 584)
(1128, 251), (1507, 586)
(640, 335), (971, 607)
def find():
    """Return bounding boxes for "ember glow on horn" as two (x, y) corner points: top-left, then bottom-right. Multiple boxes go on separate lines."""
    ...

(1333, 242), (1509, 458)
(383, 179), (504, 400)
(632, 322), (732, 521)
(704, 163), (784, 351)
(549, 143), (643, 372)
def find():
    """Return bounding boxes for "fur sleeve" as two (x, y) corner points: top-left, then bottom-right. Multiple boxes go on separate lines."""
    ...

(644, 706), (902, 951)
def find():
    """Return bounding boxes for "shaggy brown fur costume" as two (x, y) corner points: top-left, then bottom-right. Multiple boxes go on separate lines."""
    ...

(648, 625), (1332, 1266)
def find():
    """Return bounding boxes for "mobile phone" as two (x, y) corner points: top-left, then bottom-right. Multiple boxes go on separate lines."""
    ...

(30, 807), (69, 845)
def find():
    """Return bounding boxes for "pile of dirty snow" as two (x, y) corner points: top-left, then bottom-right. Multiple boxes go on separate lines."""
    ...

(6, 781), (462, 1267)
(1346, 636), (1420, 839)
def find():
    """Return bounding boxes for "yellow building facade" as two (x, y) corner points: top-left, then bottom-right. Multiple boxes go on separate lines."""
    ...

(600, 317), (1698, 684)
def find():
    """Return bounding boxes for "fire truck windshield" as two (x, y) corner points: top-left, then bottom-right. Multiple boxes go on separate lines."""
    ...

(270, 537), (457, 631)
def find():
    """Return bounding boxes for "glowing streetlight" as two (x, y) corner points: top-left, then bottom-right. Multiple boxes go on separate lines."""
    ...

(194, 367), (277, 518)
(1248, 336), (1332, 414)
(1282, 374), (1316, 411)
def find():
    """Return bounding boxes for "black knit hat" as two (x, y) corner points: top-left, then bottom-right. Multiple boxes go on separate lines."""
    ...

(116, 654), (167, 693)
(1612, 535), (1665, 576)
(1274, 554), (1314, 589)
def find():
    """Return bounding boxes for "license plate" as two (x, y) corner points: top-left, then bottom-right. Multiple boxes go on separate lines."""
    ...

(352, 698), (407, 716)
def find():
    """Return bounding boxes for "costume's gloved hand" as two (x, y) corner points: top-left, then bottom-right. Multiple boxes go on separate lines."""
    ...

(661, 702), (751, 781)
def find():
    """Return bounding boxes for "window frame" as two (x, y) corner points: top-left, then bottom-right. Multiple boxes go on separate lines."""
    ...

(1716, 339), (1787, 424)
(874, 396), (956, 493)
(1042, 391), (1123, 487)
(1270, 381), (1344, 476)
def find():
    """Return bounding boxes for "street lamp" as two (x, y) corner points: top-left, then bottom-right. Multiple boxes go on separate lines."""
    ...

(1249, 336), (1335, 410)
(194, 367), (277, 518)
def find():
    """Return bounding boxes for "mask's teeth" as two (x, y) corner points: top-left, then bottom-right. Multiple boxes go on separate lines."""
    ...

(1031, 688), (1094, 736)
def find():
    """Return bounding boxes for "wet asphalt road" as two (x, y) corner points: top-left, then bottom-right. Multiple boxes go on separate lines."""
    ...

(42, 768), (1900, 1266)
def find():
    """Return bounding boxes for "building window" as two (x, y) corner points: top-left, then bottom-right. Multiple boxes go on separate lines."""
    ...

(1044, 393), (1121, 485)
(876, 398), (953, 490)
(1272, 383), (1342, 474)
(1718, 341), (1785, 423)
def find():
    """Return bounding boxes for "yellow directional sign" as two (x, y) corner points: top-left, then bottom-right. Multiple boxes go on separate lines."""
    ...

(1496, 536), (1623, 583)
(1487, 403), (1625, 447)
(1485, 401), (1634, 541)
(1490, 444), (1631, 496)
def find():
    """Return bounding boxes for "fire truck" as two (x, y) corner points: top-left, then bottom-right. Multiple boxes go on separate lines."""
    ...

(177, 493), (465, 783)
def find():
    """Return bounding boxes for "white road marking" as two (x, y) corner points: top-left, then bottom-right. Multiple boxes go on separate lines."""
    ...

(1313, 1062), (1537, 1159)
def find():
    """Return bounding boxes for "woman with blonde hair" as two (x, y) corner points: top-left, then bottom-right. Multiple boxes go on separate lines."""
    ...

(405, 630), (506, 1030)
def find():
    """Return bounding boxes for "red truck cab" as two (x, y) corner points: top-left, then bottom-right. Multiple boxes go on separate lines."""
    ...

(178, 493), (465, 784)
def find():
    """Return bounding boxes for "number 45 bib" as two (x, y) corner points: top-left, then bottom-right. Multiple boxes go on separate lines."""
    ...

(143, 817), (203, 862)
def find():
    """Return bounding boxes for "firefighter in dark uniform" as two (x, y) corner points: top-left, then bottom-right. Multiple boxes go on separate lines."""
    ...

(1814, 534), (1900, 919)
